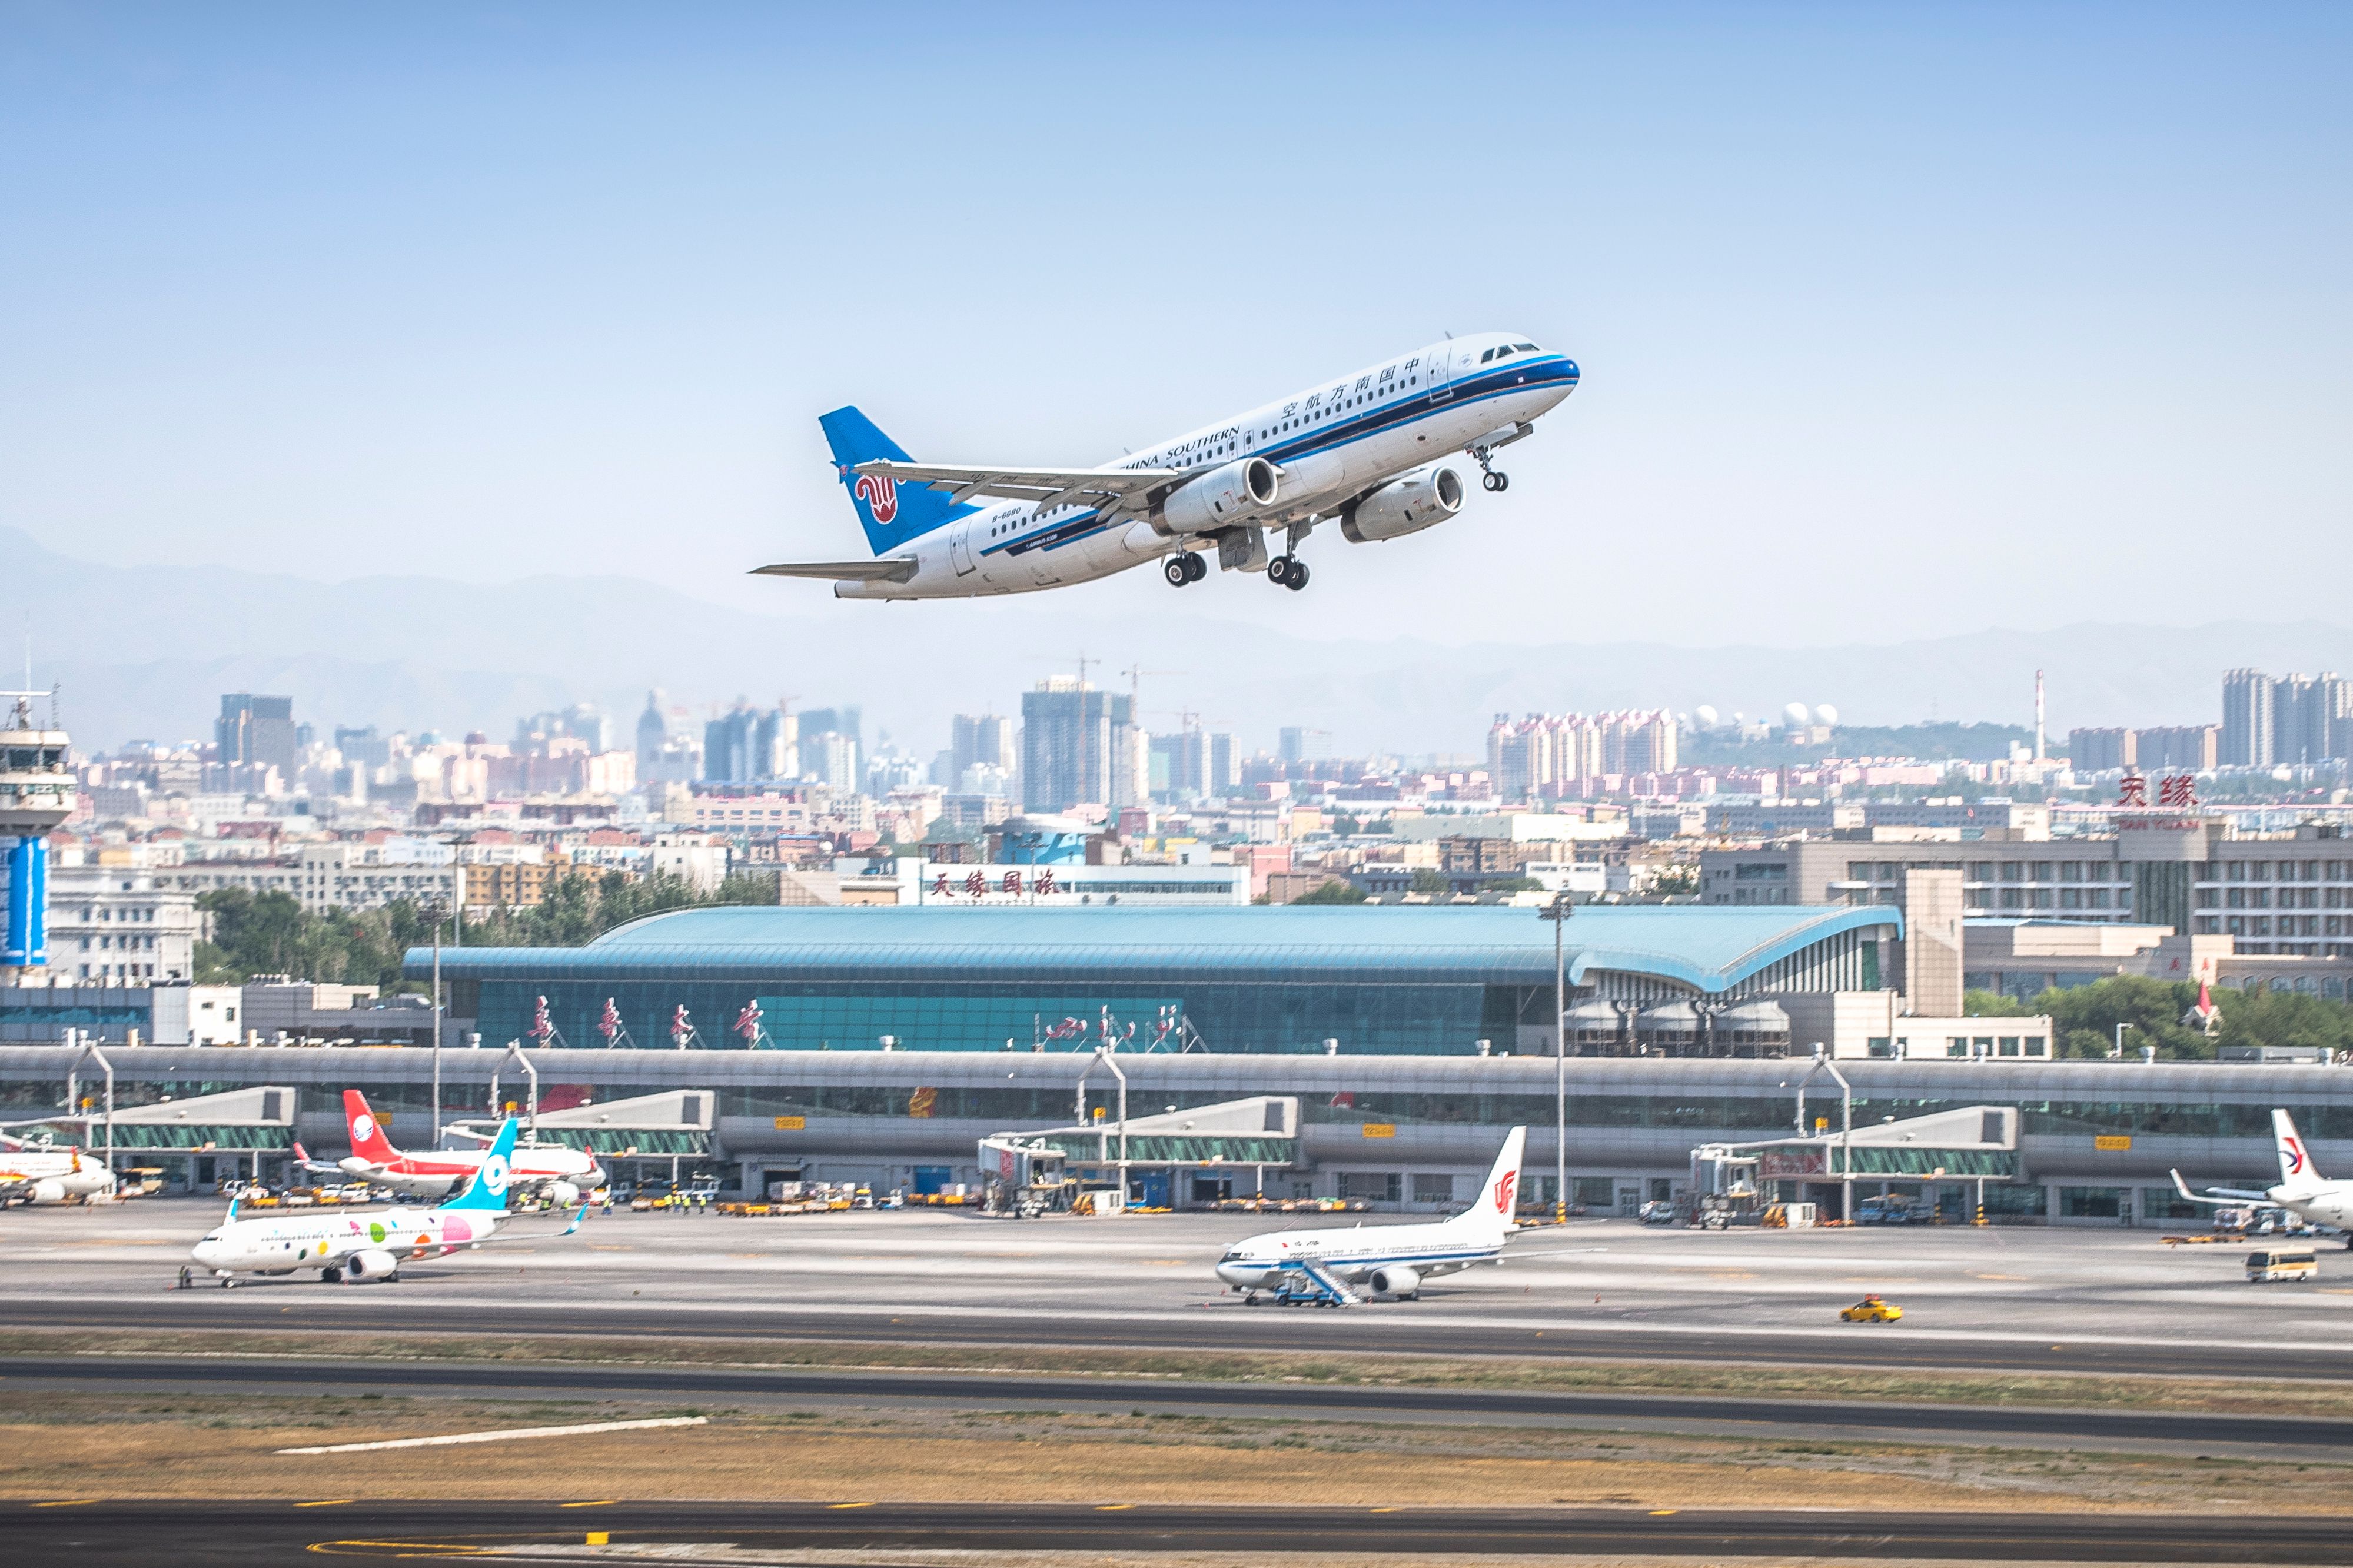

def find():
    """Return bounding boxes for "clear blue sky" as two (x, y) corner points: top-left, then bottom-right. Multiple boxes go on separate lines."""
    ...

(3, 2), (2347, 648)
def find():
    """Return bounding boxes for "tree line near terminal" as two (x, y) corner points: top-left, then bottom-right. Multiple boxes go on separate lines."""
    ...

(194, 872), (777, 991)
(1966, 973), (2353, 1060)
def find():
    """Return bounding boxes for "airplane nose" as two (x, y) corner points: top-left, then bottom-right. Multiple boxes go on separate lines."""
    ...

(191, 1243), (221, 1269)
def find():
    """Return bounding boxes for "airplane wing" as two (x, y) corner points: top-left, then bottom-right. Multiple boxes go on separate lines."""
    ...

(750, 558), (919, 582)
(853, 460), (1181, 512)
(2171, 1169), (2273, 1204)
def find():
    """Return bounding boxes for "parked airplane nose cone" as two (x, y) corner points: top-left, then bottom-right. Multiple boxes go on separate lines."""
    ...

(190, 1242), (225, 1270)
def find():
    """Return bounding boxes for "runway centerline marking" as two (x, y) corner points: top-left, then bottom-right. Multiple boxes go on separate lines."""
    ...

(294, 1499), (353, 1507)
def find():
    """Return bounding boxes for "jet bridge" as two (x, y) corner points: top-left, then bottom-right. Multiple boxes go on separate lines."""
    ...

(1693, 1105), (2020, 1224)
(983, 1094), (1298, 1211)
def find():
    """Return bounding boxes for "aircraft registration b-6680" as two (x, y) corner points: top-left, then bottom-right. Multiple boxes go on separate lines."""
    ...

(754, 332), (1577, 599)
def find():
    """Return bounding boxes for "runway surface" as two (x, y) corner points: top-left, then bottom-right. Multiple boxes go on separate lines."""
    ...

(8, 1499), (2350, 1565)
(8, 1203), (2349, 1383)
(8, 1351), (2347, 1460)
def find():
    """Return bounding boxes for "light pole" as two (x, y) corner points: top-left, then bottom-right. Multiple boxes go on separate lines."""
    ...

(428, 902), (444, 1148)
(2112, 1021), (2133, 1060)
(1540, 890), (1574, 1224)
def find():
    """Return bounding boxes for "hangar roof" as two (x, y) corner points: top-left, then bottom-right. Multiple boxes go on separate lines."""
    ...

(414, 904), (1899, 997)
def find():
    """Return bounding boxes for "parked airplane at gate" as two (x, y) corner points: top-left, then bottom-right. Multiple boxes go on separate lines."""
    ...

(1214, 1127), (1527, 1306)
(755, 333), (1577, 599)
(2173, 1110), (2353, 1244)
(294, 1089), (603, 1204)
(191, 1118), (578, 1285)
(0, 1136), (116, 1206)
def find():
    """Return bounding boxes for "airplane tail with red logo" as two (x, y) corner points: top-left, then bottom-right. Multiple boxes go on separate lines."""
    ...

(343, 1089), (403, 1164)
(2275, 1109), (2323, 1194)
(818, 405), (977, 555)
(1447, 1126), (1527, 1239)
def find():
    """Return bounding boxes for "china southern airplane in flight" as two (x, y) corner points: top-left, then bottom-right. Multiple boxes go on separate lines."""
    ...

(755, 332), (1578, 598)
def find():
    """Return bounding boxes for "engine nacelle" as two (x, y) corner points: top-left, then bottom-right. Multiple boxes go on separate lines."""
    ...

(545, 1181), (581, 1208)
(1159, 457), (1278, 535)
(343, 1248), (400, 1283)
(1367, 1265), (1422, 1298)
(26, 1179), (67, 1206)
(1340, 465), (1464, 544)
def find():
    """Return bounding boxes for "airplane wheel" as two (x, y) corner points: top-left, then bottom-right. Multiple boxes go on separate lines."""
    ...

(1284, 560), (1310, 591)
(1267, 556), (1293, 587)
(1164, 556), (1191, 587)
(1185, 551), (1208, 582)
(1244, 1294), (1261, 1306)
(321, 1267), (343, 1284)
(1494, 472), (1509, 491)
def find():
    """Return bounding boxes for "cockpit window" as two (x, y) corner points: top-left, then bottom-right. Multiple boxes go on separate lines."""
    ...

(1478, 348), (1494, 363)
(1514, 342), (1539, 351)
(1220, 1250), (1244, 1261)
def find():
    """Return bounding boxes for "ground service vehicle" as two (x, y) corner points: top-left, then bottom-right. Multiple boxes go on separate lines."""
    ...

(2247, 1248), (2319, 1283)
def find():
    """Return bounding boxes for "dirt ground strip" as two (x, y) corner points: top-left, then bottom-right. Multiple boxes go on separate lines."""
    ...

(9, 1326), (2353, 1419)
(4, 1387), (2351, 1514)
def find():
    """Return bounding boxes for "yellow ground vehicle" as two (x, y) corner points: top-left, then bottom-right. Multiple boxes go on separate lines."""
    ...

(2247, 1248), (2319, 1283)
(1841, 1294), (1903, 1323)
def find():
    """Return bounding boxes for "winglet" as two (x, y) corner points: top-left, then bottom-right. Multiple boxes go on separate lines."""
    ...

(559, 1204), (590, 1237)
(2171, 1168), (2196, 1201)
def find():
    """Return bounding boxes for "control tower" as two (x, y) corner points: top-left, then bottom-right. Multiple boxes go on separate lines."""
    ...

(0, 691), (73, 971)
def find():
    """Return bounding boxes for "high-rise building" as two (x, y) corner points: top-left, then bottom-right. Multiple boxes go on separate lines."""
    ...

(216, 694), (297, 778)
(634, 691), (669, 769)
(796, 705), (859, 785)
(2221, 668), (2275, 767)
(1487, 710), (1677, 800)
(703, 704), (797, 784)
(1208, 733), (1237, 798)
(950, 714), (1015, 783)
(2068, 728), (2135, 773)
(2274, 672), (2349, 765)
(2136, 725), (2219, 772)
(334, 725), (391, 770)
(1020, 678), (1138, 812)
(1278, 727), (1332, 764)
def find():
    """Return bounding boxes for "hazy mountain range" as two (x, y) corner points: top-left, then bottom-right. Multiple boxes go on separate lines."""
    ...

(7, 527), (2344, 758)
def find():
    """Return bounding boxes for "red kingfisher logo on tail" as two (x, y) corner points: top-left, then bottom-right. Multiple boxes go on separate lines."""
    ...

(853, 472), (899, 523)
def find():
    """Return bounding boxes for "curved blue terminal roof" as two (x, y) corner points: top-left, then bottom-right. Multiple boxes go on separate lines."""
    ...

(410, 904), (1900, 997)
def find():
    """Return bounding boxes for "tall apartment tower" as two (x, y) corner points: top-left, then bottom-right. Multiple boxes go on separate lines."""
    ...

(950, 714), (1016, 781)
(1020, 678), (1138, 812)
(2273, 672), (2349, 765)
(216, 694), (297, 778)
(2220, 668), (2275, 768)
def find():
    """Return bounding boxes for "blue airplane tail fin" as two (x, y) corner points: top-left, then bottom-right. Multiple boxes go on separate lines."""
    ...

(438, 1118), (519, 1213)
(819, 405), (976, 555)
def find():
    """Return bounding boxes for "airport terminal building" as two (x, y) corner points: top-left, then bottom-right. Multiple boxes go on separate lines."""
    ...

(3, 902), (2349, 1222)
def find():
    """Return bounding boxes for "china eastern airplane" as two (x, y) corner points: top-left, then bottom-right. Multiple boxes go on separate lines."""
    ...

(754, 332), (1577, 598)
(2172, 1110), (2353, 1245)
(292, 1090), (603, 1205)
(191, 1117), (579, 1285)
(1214, 1127), (1526, 1306)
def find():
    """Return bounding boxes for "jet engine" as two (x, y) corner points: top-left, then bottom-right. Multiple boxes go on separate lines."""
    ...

(25, 1179), (66, 1205)
(1367, 1265), (1422, 1298)
(342, 1249), (401, 1283)
(1340, 465), (1464, 544)
(1158, 457), (1279, 534)
(544, 1181), (581, 1207)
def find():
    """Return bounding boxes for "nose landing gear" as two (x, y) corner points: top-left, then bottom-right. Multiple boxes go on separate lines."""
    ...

(1268, 556), (1310, 591)
(1470, 445), (1510, 491)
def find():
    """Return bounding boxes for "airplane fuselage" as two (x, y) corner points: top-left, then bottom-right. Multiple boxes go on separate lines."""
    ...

(837, 332), (1577, 599)
(1215, 1216), (1510, 1298)
(191, 1205), (501, 1277)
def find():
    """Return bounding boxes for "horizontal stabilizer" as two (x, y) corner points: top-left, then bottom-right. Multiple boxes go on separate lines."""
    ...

(750, 559), (919, 582)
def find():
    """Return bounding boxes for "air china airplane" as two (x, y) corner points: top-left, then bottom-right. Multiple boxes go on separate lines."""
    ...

(1215, 1128), (1527, 1306)
(295, 1090), (603, 1205)
(2173, 1110), (2353, 1245)
(191, 1117), (579, 1286)
(755, 333), (1578, 599)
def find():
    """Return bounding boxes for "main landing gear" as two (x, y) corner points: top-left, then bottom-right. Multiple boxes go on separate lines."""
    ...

(1267, 555), (1310, 591)
(1163, 551), (1208, 588)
